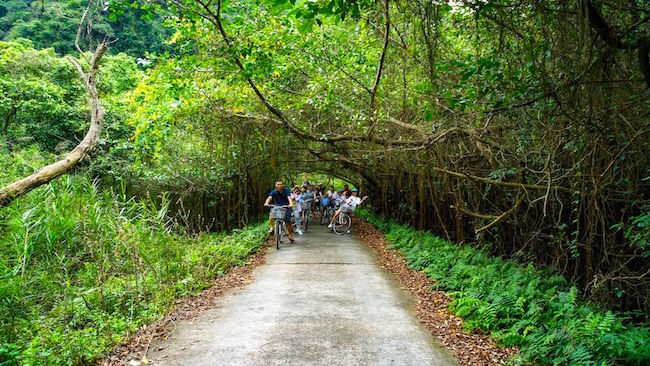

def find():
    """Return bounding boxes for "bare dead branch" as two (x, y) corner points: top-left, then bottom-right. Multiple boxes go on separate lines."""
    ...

(0, 16), (107, 207)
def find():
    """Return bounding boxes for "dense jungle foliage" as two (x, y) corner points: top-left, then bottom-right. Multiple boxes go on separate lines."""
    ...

(1, 0), (649, 364)
(0, 0), (171, 57)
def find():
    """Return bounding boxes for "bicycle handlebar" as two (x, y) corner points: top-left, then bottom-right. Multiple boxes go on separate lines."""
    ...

(266, 204), (291, 208)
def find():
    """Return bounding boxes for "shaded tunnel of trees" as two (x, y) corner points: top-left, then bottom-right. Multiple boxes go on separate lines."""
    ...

(1, 0), (649, 319)
(118, 0), (650, 317)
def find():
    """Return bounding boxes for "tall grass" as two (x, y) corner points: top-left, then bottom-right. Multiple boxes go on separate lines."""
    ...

(357, 209), (650, 365)
(0, 151), (267, 365)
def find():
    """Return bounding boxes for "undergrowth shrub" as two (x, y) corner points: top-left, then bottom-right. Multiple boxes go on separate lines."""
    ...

(0, 161), (267, 365)
(357, 209), (650, 365)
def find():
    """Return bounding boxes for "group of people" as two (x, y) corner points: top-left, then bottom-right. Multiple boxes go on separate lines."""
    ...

(263, 180), (368, 243)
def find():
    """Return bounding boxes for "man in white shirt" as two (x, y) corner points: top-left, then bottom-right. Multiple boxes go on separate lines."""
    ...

(328, 189), (368, 228)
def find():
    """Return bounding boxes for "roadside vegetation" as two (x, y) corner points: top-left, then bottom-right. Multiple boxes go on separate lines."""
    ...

(358, 209), (650, 365)
(0, 152), (268, 365)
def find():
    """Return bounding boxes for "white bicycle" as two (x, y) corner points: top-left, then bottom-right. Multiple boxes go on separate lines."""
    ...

(269, 204), (291, 249)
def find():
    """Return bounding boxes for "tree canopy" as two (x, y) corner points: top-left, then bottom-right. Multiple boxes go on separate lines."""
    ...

(129, 0), (650, 315)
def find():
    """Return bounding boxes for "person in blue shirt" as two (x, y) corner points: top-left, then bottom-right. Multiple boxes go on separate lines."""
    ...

(332, 189), (345, 207)
(264, 180), (295, 243)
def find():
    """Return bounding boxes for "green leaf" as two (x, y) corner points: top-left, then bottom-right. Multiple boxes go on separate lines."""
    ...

(424, 109), (433, 122)
(297, 19), (314, 34)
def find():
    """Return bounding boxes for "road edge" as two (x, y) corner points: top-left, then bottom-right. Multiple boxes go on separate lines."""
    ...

(100, 238), (272, 366)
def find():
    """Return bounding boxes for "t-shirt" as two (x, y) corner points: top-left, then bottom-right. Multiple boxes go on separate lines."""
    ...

(345, 196), (362, 207)
(269, 188), (291, 205)
(326, 190), (334, 198)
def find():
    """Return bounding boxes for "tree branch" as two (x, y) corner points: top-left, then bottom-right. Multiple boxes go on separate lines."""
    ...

(369, 0), (390, 111)
(0, 40), (107, 207)
(431, 167), (574, 193)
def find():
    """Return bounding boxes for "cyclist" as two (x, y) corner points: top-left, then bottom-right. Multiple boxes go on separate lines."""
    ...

(318, 185), (335, 216)
(329, 189), (368, 229)
(342, 184), (352, 198)
(332, 189), (345, 207)
(325, 185), (336, 208)
(290, 186), (303, 235)
(264, 180), (295, 243)
(313, 184), (322, 215)
(302, 185), (317, 220)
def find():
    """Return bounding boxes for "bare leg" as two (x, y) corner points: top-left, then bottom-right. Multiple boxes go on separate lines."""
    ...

(330, 209), (342, 225)
(286, 224), (294, 241)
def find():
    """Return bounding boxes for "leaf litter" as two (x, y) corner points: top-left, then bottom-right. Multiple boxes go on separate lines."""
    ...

(354, 218), (517, 365)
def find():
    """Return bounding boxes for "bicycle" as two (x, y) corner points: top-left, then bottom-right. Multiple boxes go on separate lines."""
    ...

(320, 200), (334, 225)
(299, 199), (313, 232)
(332, 203), (354, 235)
(269, 204), (291, 249)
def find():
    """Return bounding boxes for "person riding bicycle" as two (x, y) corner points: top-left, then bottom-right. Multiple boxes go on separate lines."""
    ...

(290, 186), (304, 235)
(324, 185), (336, 209)
(342, 184), (352, 199)
(332, 189), (345, 207)
(329, 189), (368, 229)
(313, 184), (322, 214)
(301, 185), (317, 220)
(316, 185), (330, 215)
(264, 180), (295, 243)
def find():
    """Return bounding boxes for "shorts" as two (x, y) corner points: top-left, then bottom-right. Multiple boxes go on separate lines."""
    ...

(284, 209), (292, 223)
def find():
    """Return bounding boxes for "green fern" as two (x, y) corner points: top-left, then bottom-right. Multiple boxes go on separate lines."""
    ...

(358, 209), (650, 365)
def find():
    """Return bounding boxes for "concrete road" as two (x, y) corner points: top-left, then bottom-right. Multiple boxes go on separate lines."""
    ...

(148, 221), (456, 366)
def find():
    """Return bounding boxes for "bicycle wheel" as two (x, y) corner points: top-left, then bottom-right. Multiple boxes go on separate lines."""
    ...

(333, 213), (352, 235)
(279, 221), (286, 244)
(275, 221), (281, 249)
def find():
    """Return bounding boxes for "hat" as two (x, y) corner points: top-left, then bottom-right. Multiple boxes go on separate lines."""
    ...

(352, 188), (359, 192)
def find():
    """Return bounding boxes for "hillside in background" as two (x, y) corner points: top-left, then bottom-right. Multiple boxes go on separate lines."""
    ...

(0, 0), (171, 57)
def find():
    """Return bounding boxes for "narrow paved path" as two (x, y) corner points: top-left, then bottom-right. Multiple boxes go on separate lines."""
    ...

(148, 221), (455, 365)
